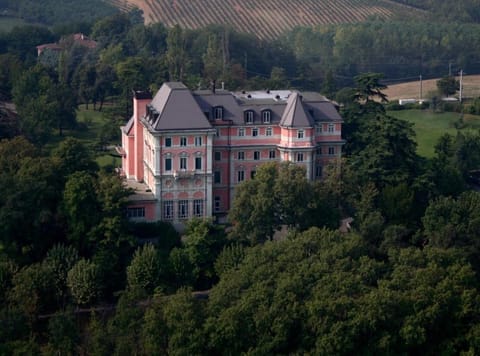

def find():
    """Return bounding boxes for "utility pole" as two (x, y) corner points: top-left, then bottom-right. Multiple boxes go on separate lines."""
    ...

(419, 74), (423, 101)
(459, 69), (463, 102)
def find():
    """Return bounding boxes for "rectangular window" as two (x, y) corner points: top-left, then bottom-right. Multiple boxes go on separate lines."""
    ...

(165, 137), (172, 147)
(254, 151), (260, 160)
(316, 125), (322, 134)
(195, 136), (202, 146)
(328, 124), (335, 133)
(127, 207), (145, 218)
(252, 128), (258, 137)
(195, 157), (202, 170)
(237, 151), (245, 160)
(245, 111), (254, 124)
(165, 157), (172, 171)
(316, 147), (323, 155)
(328, 146), (335, 155)
(262, 110), (271, 123)
(297, 129), (304, 139)
(215, 151), (221, 160)
(178, 200), (188, 219)
(238, 128), (245, 136)
(193, 199), (203, 217)
(315, 165), (323, 178)
(238, 170), (245, 182)
(214, 107), (223, 119)
(214, 196), (221, 212)
(269, 150), (276, 159)
(250, 170), (256, 179)
(180, 157), (187, 170)
(180, 136), (187, 146)
(297, 153), (304, 162)
(163, 201), (173, 220)
(266, 127), (272, 136)
(214, 171), (221, 184)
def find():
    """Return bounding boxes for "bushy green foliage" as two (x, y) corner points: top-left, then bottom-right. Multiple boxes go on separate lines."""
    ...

(126, 244), (163, 295)
(67, 259), (100, 306)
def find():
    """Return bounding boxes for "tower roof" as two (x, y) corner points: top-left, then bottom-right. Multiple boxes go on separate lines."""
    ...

(279, 92), (313, 127)
(148, 82), (213, 131)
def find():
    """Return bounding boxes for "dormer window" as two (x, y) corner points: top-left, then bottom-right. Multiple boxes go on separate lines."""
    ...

(244, 110), (254, 124)
(214, 106), (224, 120)
(262, 110), (271, 124)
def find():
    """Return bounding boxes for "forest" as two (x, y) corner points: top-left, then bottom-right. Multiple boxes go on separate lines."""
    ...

(1, 7), (480, 355)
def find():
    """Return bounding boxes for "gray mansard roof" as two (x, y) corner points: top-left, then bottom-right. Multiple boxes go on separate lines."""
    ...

(145, 82), (213, 131)
(143, 82), (342, 132)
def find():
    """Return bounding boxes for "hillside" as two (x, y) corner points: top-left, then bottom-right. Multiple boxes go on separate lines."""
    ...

(384, 75), (480, 101)
(108, 0), (424, 39)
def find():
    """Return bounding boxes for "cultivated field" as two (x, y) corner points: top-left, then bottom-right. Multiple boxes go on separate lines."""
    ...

(106, 0), (423, 40)
(384, 75), (480, 102)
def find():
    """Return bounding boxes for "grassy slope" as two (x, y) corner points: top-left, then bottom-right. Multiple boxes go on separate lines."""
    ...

(46, 106), (121, 168)
(388, 109), (480, 157)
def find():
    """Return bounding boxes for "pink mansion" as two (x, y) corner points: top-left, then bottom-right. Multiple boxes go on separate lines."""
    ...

(120, 82), (343, 226)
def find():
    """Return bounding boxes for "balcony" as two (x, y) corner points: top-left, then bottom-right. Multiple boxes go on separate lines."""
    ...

(173, 169), (196, 180)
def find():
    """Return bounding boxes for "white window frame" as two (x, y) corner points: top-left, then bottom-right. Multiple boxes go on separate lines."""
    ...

(245, 111), (254, 124)
(269, 150), (276, 159)
(165, 137), (172, 147)
(328, 146), (335, 155)
(252, 128), (258, 137)
(163, 201), (174, 220)
(266, 127), (272, 136)
(297, 153), (304, 162)
(262, 110), (271, 123)
(237, 151), (245, 160)
(214, 106), (223, 120)
(165, 157), (172, 171)
(178, 200), (189, 219)
(328, 123), (335, 133)
(238, 128), (245, 136)
(297, 129), (304, 139)
(193, 199), (203, 217)
(180, 157), (187, 170)
(238, 170), (245, 182)
(254, 151), (260, 160)
(127, 207), (145, 218)
(195, 136), (202, 146)
(180, 136), (187, 146)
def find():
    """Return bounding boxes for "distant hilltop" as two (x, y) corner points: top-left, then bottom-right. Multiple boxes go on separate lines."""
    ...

(105, 0), (424, 40)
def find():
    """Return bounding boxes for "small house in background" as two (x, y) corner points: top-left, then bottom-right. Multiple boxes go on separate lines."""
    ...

(36, 33), (97, 56)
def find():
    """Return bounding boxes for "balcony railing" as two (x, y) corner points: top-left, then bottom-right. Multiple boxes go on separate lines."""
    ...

(173, 169), (196, 179)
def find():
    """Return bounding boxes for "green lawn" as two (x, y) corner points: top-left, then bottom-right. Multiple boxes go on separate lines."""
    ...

(47, 105), (122, 168)
(388, 110), (480, 158)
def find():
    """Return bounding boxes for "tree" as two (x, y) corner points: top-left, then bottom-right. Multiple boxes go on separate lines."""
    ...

(182, 218), (227, 288)
(44, 244), (79, 306)
(62, 172), (100, 253)
(166, 25), (189, 81)
(354, 72), (388, 103)
(67, 259), (100, 306)
(53, 137), (98, 178)
(437, 75), (459, 97)
(229, 162), (332, 243)
(202, 34), (222, 84)
(126, 244), (163, 295)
